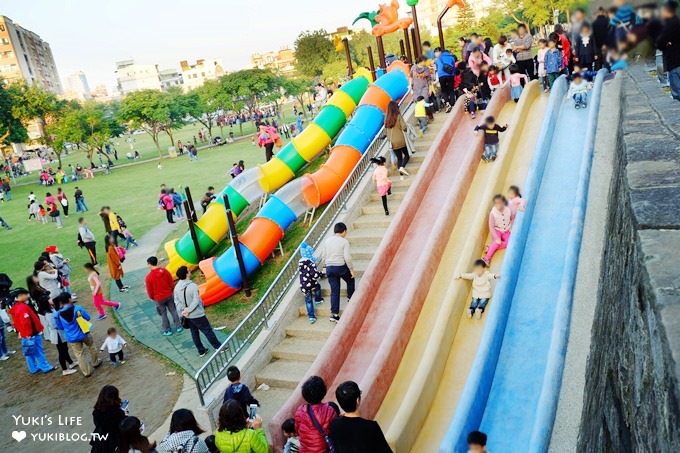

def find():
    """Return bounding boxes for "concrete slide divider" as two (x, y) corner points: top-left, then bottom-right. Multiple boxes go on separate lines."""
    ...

(528, 69), (608, 450)
(269, 87), (508, 449)
(381, 81), (538, 452)
(440, 75), (569, 453)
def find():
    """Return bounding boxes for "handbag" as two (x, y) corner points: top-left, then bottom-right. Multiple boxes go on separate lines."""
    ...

(76, 311), (92, 334)
(306, 404), (335, 453)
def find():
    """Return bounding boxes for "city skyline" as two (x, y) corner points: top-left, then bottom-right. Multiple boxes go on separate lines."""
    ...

(2, 0), (376, 93)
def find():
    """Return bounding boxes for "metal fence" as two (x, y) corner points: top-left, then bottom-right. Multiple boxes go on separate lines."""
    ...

(194, 94), (412, 405)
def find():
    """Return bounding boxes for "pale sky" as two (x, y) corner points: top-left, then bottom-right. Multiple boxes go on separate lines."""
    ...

(2, 0), (374, 91)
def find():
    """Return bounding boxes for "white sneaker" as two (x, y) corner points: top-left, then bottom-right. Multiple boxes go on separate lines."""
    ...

(68, 362), (78, 369)
(0, 355), (9, 361)
(62, 369), (78, 376)
(476, 309), (483, 320)
(398, 167), (410, 176)
(468, 308), (474, 319)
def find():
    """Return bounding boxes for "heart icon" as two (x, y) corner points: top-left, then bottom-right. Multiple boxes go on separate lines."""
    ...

(12, 431), (26, 442)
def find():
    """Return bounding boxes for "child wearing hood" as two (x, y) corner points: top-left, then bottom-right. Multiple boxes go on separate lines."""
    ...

(46, 245), (74, 297)
(298, 242), (324, 324)
(222, 365), (259, 414)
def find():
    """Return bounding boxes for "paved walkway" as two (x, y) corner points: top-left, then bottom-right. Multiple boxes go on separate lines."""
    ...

(111, 216), (227, 375)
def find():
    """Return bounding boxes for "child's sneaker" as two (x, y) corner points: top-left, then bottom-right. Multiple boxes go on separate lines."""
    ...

(112, 362), (120, 368)
(476, 309), (483, 320)
(330, 314), (340, 323)
(468, 308), (474, 319)
(162, 330), (173, 337)
(62, 368), (78, 376)
(114, 303), (121, 312)
(309, 317), (317, 325)
(96, 314), (107, 321)
(175, 327), (184, 333)
(470, 112), (476, 119)
(119, 360), (126, 366)
(314, 299), (324, 305)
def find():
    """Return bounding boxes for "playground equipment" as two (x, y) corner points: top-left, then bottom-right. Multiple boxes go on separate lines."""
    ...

(163, 77), (369, 276)
(198, 68), (410, 305)
(441, 71), (607, 453)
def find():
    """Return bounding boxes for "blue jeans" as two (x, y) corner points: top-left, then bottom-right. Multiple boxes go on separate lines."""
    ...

(326, 265), (355, 315)
(669, 66), (680, 101)
(417, 117), (428, 132)
(0, 323), (7, 356)
(21, 335), (53, 374)
(483, 144), (498, 161)
(573, 92), (588, 105)
(174, 203), (184, 218)
(124, 236), (138, 249)
(470, 298), (489, 312)
(76, 198), (88, 212)
(4, 190), (10, 200)
(304, 284), (323, 319)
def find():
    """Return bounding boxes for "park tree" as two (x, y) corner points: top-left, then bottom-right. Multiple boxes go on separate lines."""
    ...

(219, 69), (284, 126)
(118, 89), (169, 159)
(0, 84), (28, 154)
(281, 77), (315, 118)
(184, 81), (220, 139)
(294, 29), (339, 77)
(321, 60), (351, 85)
(162, 87), (189, 147)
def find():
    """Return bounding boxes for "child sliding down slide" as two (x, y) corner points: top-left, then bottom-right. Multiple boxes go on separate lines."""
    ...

(484, 194), (516, 264)
(474, 116), (508, 162)
(456, 259), (499, 319)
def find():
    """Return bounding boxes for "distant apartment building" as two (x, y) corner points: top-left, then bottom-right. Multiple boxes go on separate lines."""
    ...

(63, 70), (91, 101)
(90, 84), (113, 102)
(159, 68), (183, 91)
(179, 58), (225, 92)
(0, 15), (62, 94)
(250, 48), (296, 76)
(115, 59), (161, 96)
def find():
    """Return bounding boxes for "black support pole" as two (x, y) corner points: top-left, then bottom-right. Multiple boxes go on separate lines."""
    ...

(223, 194), (251, 297)
(184, 200), (202, 262)
(184, 186), (198, 222)
(403, 28), (413, 64)
(367, 45), (377, 81)
(342, 38), (354, 77)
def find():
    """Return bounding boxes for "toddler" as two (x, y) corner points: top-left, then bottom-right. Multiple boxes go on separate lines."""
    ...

(100, 327), (127, 367)
(544, 37), (563, 89)
(28, 200), (39, 221)
(456, 259), (499, 319)
(281, 418), (300, 453)
(536, 39), (549, 91)
(474, 116), (508, 162)
(487, 66), (502, 93)
(298, 242), (324, 324)
(121, 226), (139, 249)
(484, 194), (515, 263)
(222, 365), (259, 413)
(568, 73), (590, 109)
(371, 156), (392, 215)
(414, 96), (432, 135)
(508, 64), (528, 103)
(38, 204), (48, 224)
(499, 48), (516, 81)
(507, 185), (526, 215)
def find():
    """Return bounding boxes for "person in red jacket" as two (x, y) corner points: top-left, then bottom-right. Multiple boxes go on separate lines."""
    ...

(144, 256), (182, 336)
(554, 24), (571, 70)
(8, 288), (55, 374)
(294, 376), (338, 453)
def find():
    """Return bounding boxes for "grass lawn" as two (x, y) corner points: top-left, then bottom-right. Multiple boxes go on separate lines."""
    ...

(0, 123), (330, 330)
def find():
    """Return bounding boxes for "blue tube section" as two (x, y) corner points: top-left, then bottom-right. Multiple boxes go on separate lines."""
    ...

(374, 68), (409, 100)
(440, 71), (608, 453)
(214, 244), (261, 289)
(335, 105), (385, 153)
(257, 195), (298, 232)
(440, 76), (569, 453)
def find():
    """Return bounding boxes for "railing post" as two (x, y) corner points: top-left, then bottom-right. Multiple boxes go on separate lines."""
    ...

(223, 194), (251, 297)
(184, 186), (198, 222)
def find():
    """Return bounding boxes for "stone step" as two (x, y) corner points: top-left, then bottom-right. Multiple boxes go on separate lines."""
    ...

(347, 228), (386, 247)
(349, 246), (378, 261)
(285, 315), (335, 339)
(369, 191), (406, 201)
(362, 201), (402, 215)
(255, 359), (309, 390)
(298, 298), (350, 317)
(319, 278), (357, 297)
(353, 214), (392, 229)
(251, 386), (294, 440)
(271, 337), (326, 362)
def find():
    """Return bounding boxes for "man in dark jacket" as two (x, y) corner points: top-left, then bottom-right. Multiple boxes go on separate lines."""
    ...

(435, 47), (458, 112)
(657, 0), (680, 100)
(592, 7), (610, 69)
(574, 23), (597, 69)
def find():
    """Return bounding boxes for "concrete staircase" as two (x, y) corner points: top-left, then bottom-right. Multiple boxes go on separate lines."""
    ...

(251, 115), (446, 428)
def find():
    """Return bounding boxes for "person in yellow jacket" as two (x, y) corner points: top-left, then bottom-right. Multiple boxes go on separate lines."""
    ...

(215, 400), (269, 453)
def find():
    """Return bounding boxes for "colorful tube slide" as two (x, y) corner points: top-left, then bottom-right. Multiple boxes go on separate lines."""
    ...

(198, 69), (409, 304)
(164, 77), (369, 276)
(375, 81), (549, 453)
(441, 70), (607, 453)
(269, 83), (511, 449)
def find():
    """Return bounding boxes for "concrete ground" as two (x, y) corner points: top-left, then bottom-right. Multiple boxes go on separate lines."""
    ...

(549, 74), (623, 451)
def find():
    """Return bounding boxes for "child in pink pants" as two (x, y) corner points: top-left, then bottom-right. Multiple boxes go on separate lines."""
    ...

(84, 263), (120, 320)
(484, 194), (515, 263)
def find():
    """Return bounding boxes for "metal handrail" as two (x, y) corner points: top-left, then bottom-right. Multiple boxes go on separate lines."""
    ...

(194, 94), (412, 405)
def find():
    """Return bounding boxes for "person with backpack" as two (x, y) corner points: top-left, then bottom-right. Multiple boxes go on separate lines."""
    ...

(157, 409), (210, 453)
(257, 124), (279, 162)
(54, 292), (102, 376)
(435, 47), (458, 112)
(159, 189), (176, 224)
(7, 288), (56, 374)
(294, 376), (338, 453)
(214, 400), (269, 453)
